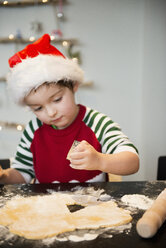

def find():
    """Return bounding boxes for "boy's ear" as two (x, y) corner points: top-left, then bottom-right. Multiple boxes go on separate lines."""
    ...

(73, 82), (79, 93)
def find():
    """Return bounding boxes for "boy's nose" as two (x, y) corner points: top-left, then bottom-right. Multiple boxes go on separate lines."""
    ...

(46, 106), (56, 117)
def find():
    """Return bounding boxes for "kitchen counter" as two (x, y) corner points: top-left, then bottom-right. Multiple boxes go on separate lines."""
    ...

(0, 181), (166, 248)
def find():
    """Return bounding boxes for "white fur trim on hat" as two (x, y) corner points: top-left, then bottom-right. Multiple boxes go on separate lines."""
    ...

(7, 54), (84, 105)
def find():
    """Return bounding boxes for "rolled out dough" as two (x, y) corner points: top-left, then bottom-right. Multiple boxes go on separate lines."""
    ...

(0, 193), (132, 240)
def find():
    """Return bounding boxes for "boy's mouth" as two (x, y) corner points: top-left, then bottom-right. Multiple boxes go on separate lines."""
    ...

(51, 116), (63, 124)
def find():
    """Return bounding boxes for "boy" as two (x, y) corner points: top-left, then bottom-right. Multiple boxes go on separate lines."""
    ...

(0, 34), (139, 184)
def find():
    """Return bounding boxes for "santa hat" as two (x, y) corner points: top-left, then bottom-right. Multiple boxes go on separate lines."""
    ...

(7, 34), (84, 105)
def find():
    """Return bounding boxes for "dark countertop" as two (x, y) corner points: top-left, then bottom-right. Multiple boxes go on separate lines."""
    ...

(0, 181), (166, 248)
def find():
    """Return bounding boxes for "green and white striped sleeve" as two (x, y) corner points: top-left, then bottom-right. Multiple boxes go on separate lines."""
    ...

(11, 117), (42, 183)
(84, 107), (138, 155)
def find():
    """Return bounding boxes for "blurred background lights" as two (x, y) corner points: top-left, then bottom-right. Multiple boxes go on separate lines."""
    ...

(8, 34), (14, 40)
(3, 1), (8, 5)
(29, 36), (35, 42)
(62, 41), (68, 47)
(16, 125), (23, 131)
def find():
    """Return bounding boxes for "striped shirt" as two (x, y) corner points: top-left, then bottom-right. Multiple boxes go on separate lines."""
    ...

(11, 104), (138, 183)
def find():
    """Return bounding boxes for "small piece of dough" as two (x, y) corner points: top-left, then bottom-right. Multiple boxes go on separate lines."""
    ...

(67, 140), (80, 160)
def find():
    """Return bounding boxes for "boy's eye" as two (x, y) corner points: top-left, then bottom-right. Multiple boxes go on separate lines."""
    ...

(33, 106), (42, 112)
(54, 97), (62, 102)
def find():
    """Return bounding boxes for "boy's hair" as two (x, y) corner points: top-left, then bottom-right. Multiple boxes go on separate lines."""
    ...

(56, 80), (74, 91)
(42, 80), (74, 90)
(30, 80), (75, 96)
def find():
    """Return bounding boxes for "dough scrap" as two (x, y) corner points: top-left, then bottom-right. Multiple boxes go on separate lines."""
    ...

(0, 193), (132, 240)
(67, 140), (80, 160)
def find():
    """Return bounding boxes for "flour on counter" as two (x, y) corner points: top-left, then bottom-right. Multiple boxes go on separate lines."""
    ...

(68, 233), (99, 242)
(42, 223), (132, 245)
(0, 225), (15, 245)
(121, 194), (154, 210)
(42, 233), (99, 244)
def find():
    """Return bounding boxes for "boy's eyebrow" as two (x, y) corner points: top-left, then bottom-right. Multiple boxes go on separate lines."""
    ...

(27, 89), (63, 107)
(27, 103), (41, 107)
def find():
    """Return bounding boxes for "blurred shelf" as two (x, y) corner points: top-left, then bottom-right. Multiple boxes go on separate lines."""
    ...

(80, 81), (93, 87)
(0, 121), (25, 131)
(0, 77), (6, 82)
(0, 0), (67, 7)
(0, 37), (78, 45)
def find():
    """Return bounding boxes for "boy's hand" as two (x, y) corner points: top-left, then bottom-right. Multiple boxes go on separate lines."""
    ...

(0, 166), (4, 179)
(69, 140), (102, 171)
(0, 167), (26, 184)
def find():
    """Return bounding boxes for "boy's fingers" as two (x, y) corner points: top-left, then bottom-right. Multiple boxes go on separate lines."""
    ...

(69, 152), (84, 160)
(69, 164), (85, 170)
(0, 165), (3, 177)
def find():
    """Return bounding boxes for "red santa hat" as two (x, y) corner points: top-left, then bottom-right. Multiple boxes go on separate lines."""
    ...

(7, 34), (84, 105)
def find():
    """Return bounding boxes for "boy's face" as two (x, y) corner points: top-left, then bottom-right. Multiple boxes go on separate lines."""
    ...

(24, 83), (79, 129)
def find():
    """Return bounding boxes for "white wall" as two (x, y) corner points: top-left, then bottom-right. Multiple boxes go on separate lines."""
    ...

(141, 0), (166, 180)
(0, 0), (165, 181)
